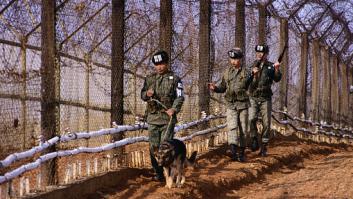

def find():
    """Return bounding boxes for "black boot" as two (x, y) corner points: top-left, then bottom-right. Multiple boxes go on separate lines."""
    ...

(251, 137), (259, 152)
(259, 143), (268, 157)
(230, 144), (238, 161)
(238, 147), (246, 162)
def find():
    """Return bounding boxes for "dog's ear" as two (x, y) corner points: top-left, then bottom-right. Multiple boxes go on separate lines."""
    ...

(159, 142), (168, 151)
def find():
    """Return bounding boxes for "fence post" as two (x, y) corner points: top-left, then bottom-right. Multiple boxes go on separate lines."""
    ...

(198, 0), (211, 116)
(279, 18), (288, 113)
(160, 0), (172, 67)
(311, 39), (320, 122)
(258, 4), (267, 44)
(321, 47), (331, 123)
(340, 62), (349, 126)
(20, 36), (28, 150)
(348, 67), (353, 127)
(298, 32), (308, 118)
(84, 55), (91, 147)
(41, 0), (59, 187)
(330, 55), (339, 124)
(236, 0), (246, 66)
(111, 0), (125, 127)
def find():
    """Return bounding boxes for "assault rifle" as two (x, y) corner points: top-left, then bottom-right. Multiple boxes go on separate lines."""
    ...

(277, 45), (288, 63)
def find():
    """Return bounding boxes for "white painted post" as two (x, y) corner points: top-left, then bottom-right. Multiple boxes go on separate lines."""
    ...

(136, 151), (140, 167)
(93, 158), (98, 174)
(132, 152), (137, 167)
(94, 158), (98, 174)
(142, 151), (146, 167)
(20, 177), (24, 197)
(86, 160), (91, 176)
(139, 151), (143, 168)
(64, 164), (70, 184)
(25, 177), (29, 195)
(36, 173), (42, 190)
(187, 143), (191, 156)
(133, 151), (139, 167)
(135, 151), (139, 167)
(78, 161), (82, 177)
(72, 162), (77, 179)
(107, 156), (111, 171)
(138, 151), (142, 167)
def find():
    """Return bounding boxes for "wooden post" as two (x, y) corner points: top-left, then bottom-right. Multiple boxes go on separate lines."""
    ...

(235, 0), (246, 66)
(311, 40), (320, 121)
(279, 18), (288, 112)
(84, 55), (91, 146)
(111, 0), (124, 127)
(198, 0), (211, 115)
(340, 62), (349, 126)
(321, 47), (331, 123)
(20, 36), (28, 150)
(298, 33), (308, 117)
(349, 68), (353, 125)
(41, 0), (58, 186)
(160, 0), (173, 64)
(258, 4), (267, 44)
(330, 55), (339, 124)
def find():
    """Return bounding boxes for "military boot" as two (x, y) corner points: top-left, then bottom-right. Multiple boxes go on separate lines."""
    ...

(238, 147), (246, 162)
(230, 144), (239, 161)
(259, 143), (267, 157)
(251, 137), (260, 152)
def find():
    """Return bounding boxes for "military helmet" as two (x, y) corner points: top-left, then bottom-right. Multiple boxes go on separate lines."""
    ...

(255, 44), (269, 53)
(152, 50), (169, 65)
(228, 48), (243, 59)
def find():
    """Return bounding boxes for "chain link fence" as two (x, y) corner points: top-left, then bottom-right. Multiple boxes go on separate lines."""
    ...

(1, 0), (352, 158)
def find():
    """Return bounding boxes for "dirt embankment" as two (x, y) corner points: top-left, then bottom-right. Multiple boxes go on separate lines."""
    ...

(79, 135), (353, 199)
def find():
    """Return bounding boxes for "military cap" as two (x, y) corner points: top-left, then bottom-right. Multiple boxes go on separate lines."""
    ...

(152, 50), (169, 65)
(255, 44), (269, 53)
(228, 48), (243, 59)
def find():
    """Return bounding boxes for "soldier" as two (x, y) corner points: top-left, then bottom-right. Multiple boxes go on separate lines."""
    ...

(209, 48), (253, 162)
(141, 50), (184, 181)
(248, 44), (282, 157)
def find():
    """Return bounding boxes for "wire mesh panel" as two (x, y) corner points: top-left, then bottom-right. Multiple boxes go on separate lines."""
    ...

(0, 1), (353, 187)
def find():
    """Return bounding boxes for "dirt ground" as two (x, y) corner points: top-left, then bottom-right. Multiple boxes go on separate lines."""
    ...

(81, 135), (353, 199)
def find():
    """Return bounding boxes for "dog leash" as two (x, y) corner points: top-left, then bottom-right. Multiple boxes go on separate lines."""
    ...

(149, 98), (174, 141)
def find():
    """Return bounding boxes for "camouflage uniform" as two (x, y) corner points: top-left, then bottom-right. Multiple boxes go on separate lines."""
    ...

(248, 60), (282, 153)
(214, 65), (253, 162)
(141, 71), (184, 178)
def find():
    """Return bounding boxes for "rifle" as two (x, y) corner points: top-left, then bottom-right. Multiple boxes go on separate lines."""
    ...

(277, 45), (288, 63)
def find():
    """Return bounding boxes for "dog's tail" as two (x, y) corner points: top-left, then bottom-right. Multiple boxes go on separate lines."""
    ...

(186, 151), (197, 167)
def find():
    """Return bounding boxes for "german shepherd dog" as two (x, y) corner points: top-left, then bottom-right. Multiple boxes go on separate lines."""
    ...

(155, 139), (197, 188)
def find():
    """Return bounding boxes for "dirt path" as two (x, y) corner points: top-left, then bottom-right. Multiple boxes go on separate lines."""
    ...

(83, 136), (352, 199)
(228, 151), (353, 199)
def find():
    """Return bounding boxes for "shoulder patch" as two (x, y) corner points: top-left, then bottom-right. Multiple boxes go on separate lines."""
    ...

(177, 82), (183, 88)
(176, 81), (184, 97)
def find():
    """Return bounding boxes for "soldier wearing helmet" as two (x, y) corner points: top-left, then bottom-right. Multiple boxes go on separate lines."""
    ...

(141, 50), (184, 181)
(248, 44), (282, 157)
(209, 47), (253, 162)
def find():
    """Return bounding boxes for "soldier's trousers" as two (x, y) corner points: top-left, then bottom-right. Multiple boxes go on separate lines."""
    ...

(226, 108), (248, 147)
(148, 122), (175, 176)
(249, 98), (272, 143)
